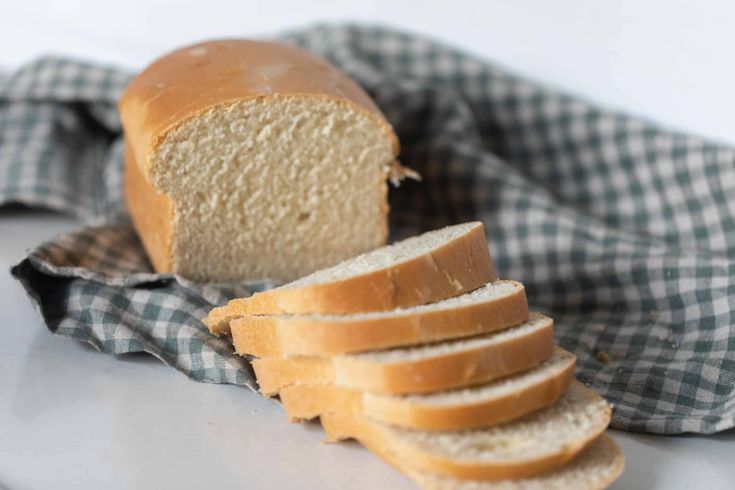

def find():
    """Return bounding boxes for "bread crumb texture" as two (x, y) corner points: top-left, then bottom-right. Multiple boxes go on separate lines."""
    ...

(151, 96), (394, 282)
(285, 222), (481, 288)
(385, 382), (610, 462)
(409, 435), (623, 490)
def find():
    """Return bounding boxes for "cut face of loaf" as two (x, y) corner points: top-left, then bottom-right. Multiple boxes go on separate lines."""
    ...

(230, 280), (528, 356)
(379, 435), (623, 490)
(253, 312), (554, 396)
(280, 348), (576, 431)
(205, 221), (496, 334)
(120, 40), (403, 283)
(320, 381), (612, 481)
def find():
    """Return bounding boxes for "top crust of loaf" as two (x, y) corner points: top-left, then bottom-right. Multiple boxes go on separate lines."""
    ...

(118, 39), (399, 183)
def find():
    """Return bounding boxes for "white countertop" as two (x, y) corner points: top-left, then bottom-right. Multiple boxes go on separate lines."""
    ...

(0, 211), (733, 489)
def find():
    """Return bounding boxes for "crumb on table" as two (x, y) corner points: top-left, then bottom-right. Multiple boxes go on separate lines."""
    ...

(596, 350), (610, 365)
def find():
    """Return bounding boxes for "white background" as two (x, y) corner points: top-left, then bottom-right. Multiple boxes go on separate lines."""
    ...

(2, 0), (735, 145)
(2, 1), (735, 489)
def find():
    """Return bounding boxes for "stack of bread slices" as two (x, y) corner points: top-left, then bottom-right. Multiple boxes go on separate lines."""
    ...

(205, 222), (624, 489)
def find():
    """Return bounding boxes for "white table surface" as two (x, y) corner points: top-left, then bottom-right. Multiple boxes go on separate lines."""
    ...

(0, 210), (733, 489)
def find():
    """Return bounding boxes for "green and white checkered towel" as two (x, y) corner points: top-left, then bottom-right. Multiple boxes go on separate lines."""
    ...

(2, 25), (734, 435)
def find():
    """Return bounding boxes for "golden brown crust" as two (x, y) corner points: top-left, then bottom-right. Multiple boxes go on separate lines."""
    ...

(230, 281), (528, 356)
(252, 315), (554, 396)
(279, 348), (575, 430)
(118, 39), (399, 182)
(123, 144), (174, 272)
(205, 222), (496, 334)
(319, 382), (612, 481)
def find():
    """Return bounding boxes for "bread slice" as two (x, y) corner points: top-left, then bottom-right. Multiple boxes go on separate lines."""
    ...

(230, 280), (528, 356)
(320, 381), (612, 481)
(120, 39), (407, 283)
(280, 347), (575, 431)
(367, 434), (623, 490)
(253, 312), (554, 396)
(205, 221), (495, 335)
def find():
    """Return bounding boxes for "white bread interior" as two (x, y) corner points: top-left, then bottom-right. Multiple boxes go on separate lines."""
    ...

(282, 222), (482, 288)
(150, 96), (394, 282)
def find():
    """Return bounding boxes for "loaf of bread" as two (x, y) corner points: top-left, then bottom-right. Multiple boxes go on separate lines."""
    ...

(120, 39), (410, 282)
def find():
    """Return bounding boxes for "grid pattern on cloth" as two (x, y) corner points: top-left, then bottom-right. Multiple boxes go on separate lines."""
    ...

(2, 25), (734, 434)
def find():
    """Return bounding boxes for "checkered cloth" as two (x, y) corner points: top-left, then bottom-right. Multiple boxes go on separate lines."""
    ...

(3, 25), (734, 435)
